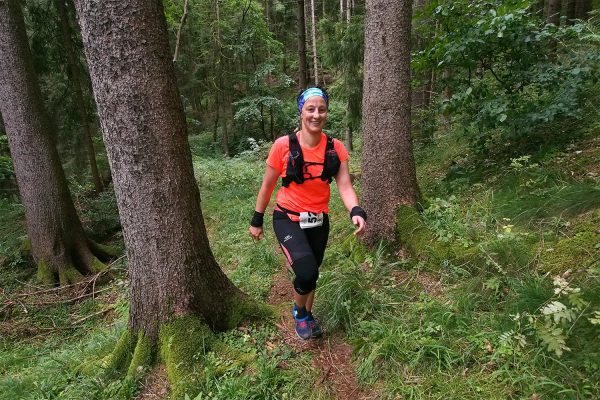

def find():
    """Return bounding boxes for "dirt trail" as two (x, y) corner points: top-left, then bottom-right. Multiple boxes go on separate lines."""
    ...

(136, 365), (170, 400)
(136, 258), (376, 400)
(267, 265), (376, 400)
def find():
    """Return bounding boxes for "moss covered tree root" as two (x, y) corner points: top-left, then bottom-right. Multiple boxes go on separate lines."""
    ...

(106, 301), (272, 398)
(394, 205), (479, 266)
(22, 237), (119, 286)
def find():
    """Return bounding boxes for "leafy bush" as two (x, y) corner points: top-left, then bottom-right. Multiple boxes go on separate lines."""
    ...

(415, 0), (600, 155)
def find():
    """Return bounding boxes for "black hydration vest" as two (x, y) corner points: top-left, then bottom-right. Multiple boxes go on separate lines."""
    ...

(281, 132), (341, 188)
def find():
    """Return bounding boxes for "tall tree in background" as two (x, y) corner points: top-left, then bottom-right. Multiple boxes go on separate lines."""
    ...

(297, 0), (309, 88)
(575, 0), (593, 19)
(361, 0), (420, 244)
(310, 0), (319, 85)
(55, 0), (103, 193)
(546, 0), (561, 25)
(0, 1), (109, 285)
(73, 0), (256, 383)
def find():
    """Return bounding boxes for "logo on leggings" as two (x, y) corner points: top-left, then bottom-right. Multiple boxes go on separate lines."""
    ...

(283, 235), (292, 242)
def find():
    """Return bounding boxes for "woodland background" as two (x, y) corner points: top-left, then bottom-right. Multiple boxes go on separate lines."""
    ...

(1, 0), (600, 399)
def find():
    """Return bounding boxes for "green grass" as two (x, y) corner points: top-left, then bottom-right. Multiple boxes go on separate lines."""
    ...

(2, 115), (600, 399)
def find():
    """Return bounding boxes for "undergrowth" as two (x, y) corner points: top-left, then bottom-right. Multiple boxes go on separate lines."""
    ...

(1, 109), (600, 399)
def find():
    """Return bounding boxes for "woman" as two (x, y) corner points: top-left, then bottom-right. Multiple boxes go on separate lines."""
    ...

(249, 87), (367, 340)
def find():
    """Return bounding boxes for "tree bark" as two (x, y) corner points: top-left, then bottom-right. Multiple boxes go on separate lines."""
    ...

(297, 0), (309, 88)
(310, 0), (319, 85)
(566, 0), (576, 23)
(546, 0), (561, 25)
(56, 0), (103, 193)
(361, 0), (420, 244)
(73, 0), (245, 340)
(0, 1), (108, 285)
(575, 0), (592, 19)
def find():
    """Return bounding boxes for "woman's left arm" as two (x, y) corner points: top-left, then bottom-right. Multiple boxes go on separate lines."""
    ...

(335, 161), (366, 235)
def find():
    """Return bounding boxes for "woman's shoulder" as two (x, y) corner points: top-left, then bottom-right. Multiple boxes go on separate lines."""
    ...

(273, 134), (290, 147)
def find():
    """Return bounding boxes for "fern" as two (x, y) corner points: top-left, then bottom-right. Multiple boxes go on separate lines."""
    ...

(535, 322), (570, 357)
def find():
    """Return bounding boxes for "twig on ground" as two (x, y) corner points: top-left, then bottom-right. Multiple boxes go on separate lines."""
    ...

(72, 305), (116, 325)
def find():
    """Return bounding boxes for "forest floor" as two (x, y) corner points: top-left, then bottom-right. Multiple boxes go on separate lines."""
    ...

(1, 125), (600, 399)
(266, 259), (374, 400)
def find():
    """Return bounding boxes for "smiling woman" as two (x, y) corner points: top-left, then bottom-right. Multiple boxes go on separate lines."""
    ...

(249, 87), (368, 340)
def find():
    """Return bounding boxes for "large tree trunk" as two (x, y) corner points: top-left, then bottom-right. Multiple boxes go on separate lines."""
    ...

(73, 0), (246, 342)
(0, 1), (108, 285)
(297, 0), (309, 88)
(56, 0), (103, 193)
(361, 0), (420, 244)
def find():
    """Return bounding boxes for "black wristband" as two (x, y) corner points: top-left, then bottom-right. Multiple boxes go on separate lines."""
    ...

(350, 206), (367, 221)
(250, 211), (264, 227)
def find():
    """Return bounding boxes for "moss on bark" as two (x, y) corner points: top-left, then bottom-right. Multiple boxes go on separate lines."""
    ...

(127, 332), (154, 379)
(36, 260), (55, 284)
(19, 238), (31, 258)
(395, 205), (479, 267)
(395, 205), (440, 257)
(104, 303), (270, 396)
(89, 256), (108, 273)
(89, 240), (120, 260)
(159, 316), (214, 398)
(225, 296), (274, 330)
(106, 329), (135, 374)
(58, 265), (85, 286)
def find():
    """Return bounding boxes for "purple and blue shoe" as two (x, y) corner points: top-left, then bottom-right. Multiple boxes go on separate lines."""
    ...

(292, 305), (312, 340)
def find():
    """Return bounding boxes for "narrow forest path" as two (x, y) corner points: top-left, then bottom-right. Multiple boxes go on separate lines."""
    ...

(267, 254), (376, 400)
(135, 249), (378, 400)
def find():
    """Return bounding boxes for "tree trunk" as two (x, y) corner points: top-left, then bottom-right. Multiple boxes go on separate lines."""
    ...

(566, 0), (576, 23)
(56, 0), (103, 193)
(311, 0), (319, 85)
(441, 68), (451, 129)
(297, 0), (309, 88)
(344, 4), (354, 151)
(0, 1), (109, 285)
(547, 0), (561, 25)
(73, 0), (246, 342)
(575, 0), (592, 19)
(361, 0), (420, 244)
(172, 0), (189, 63)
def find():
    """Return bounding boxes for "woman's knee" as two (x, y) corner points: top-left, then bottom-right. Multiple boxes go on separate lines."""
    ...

(292, 255), (319, 294)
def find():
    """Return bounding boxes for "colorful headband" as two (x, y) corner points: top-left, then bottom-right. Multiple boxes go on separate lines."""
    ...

(297, 88), (329, 113)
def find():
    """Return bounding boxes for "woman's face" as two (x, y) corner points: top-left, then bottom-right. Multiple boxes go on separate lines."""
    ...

(300, 96), (328, 135)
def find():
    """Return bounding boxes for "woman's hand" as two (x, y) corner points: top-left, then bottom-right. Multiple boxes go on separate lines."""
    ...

(352, 216), (366, 236)
(249, 226), (264, 241)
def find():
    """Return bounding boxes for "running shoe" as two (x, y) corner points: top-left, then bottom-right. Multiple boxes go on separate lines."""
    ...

(292, 305), (312, 340)
(307, 312), (322, 338)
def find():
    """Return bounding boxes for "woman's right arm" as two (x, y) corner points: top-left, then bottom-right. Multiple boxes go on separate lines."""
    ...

(249, 165), (280, 240)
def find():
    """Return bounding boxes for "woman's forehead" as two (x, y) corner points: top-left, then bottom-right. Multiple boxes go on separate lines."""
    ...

(302, 96), (327, 108)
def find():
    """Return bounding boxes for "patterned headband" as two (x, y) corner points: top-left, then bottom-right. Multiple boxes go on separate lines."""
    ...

(297, 88), (329, 113)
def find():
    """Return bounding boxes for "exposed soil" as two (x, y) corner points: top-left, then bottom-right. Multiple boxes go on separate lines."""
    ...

(136, 365), (170, 400)
(268, 266), (376, 400)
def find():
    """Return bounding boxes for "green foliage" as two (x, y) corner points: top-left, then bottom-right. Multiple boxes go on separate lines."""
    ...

(415, 0), (600, 155)
(422, 196), (474, 246)
(0, 134), (15, 193)
(319, 16), (364, 132)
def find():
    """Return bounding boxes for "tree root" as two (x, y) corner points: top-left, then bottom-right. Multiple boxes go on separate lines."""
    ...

(104, 303), (272, 398)
(395, 205), (479, 267)
(34, 239), (117, 286)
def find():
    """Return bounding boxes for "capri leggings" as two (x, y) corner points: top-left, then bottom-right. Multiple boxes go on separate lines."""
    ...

(272, 210), (330, 295)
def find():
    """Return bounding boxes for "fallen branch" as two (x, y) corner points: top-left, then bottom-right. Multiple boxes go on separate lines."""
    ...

(72, 305), (116, 325)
